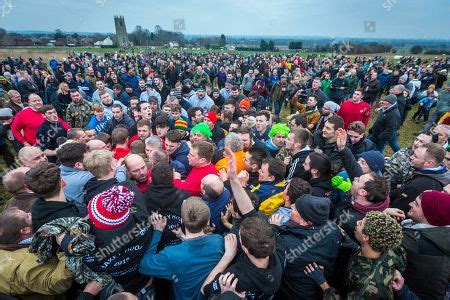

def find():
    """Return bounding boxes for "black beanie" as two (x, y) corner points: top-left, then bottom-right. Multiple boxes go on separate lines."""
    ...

(295, 195), (331, 226)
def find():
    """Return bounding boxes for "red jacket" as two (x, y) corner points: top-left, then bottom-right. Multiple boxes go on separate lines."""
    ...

(11, 107), (70, 145)
(337, 100), (371, 130)
(113, 147), (130, 159)
(173, 163), (218, 196)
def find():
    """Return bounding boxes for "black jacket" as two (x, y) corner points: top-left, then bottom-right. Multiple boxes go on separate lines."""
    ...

(211, 124), (225, 144)
(309, 175), (333, 198)
(206, 240), (285, 299)
(402, 224), (450, 300)
(391, 165), (450, 213)
(369, 102), (401, 143)
(17, 79), (37, 101)
(31, 197), (80, 232)
(81, 178), (151, 293)
(36, 120), (67, 151)
(347, 136), (376, 159)
(286, 149), (314, 181)
(274, 221), (350, 300)
(144, 184), (190, 251)
(104, 114), (136, 136)
(313, 131), (343, 171)
(83, 213), (152, 294)
(362, 78), (380, 102)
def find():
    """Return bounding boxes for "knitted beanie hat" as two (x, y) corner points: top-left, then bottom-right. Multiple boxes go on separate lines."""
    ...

(363, 211), (403, 252)
(295, 195), (331, 226)
(360, 150), (385, 174)
(323, 101), (340, 113)
(174, 119), (188, 131)
(88, 186), (135, 230)
(205, 111), (218, 125)
(421, 190), (450, 226)
(191, 122), (212, 138)
(239, 98), (251, 110)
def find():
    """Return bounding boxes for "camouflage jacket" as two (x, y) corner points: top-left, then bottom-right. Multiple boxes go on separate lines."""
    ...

(324, 247), (406, 300)
(66, 100), (93, 128)
(29, 217), (119, 289)
(384, 147), (414, 186)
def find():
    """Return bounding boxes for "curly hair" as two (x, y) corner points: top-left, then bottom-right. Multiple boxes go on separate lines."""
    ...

(269, 123), (290, 138)
(363, 211), (403, 253)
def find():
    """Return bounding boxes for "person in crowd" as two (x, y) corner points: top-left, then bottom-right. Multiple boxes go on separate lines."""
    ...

(173, 141), (218, 196)
(2, 167), (38, 212)
(337, 88), (371, 129)
(139, 197), (224, 300)
(368, 94), (401, 153)
(305, 211), (404, 299)
(391, 142), (450, 213)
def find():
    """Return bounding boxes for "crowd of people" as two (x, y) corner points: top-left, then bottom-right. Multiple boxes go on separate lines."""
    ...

(0, 50), (449, 300)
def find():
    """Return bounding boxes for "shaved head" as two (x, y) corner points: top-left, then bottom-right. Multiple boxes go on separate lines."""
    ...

(86, 139), (106, 151)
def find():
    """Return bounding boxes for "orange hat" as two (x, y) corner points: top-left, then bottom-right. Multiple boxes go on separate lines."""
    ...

(239, 98), (250, 110)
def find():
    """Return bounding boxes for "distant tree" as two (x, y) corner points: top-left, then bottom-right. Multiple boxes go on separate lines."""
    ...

(289, 41), (302, 49)
(0, 28), (6, 41)
(54, 29), (65, 39)
(410, 45), (423, 54)
(219, 34), (226, 47)
(260, 39), (268, 51)
(268, 40), (275, 51)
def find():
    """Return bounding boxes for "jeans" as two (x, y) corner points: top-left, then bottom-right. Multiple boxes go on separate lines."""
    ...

(368, 134), (388, 154)
(388, 131), (401, 153)
(274, 101), (282, 115)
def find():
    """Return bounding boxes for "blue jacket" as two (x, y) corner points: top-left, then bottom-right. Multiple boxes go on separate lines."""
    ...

(202, 188), (231, 235)
(115, 90), (131, 106)
(77, 80), (94, 98)
(88, 115), (110, 133)
(170, 141), (191, 173)
(140, 231), (224, 300)
(59, 165), (94, 216)
(104, 114), (136, 135)
(418, 96), (438, 110)
(123, 74), (140, 90)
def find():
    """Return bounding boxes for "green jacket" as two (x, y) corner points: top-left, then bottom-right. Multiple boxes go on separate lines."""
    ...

(271, 82), (289, 103)
(325, 247), (406, 299)
(65, 100), (93, 128)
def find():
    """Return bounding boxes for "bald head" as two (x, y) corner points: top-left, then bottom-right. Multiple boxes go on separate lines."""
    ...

(18, 146), (47, 168)
(201, 174), (224, 199)
(124, 154), (148, 183)
(2, 167), (30, 193)
(86, 139), (106, 151)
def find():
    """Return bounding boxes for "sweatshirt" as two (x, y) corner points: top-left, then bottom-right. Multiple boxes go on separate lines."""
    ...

(337, 100), (371, 129)
(11, 107), (70, 145)
(139, 231), (224, 300)
(173, 163), (218, 196)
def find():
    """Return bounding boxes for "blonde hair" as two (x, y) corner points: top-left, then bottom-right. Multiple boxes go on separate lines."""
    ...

(83, 150), (114, 178)
(57, 82), (69, 94)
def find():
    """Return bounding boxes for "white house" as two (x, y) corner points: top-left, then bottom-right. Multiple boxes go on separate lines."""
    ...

(94, 36), (114, 47)
(169, 41), (179, 49)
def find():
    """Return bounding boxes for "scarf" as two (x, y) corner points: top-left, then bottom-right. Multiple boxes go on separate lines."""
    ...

(265, 138), (280, 151)
(352, 196), (390, 215)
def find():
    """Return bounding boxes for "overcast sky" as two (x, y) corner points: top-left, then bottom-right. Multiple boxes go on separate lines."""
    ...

(1, 0), (449, 39)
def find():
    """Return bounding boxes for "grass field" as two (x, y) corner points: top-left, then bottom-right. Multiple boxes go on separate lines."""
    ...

(0, 46), (444, 61)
